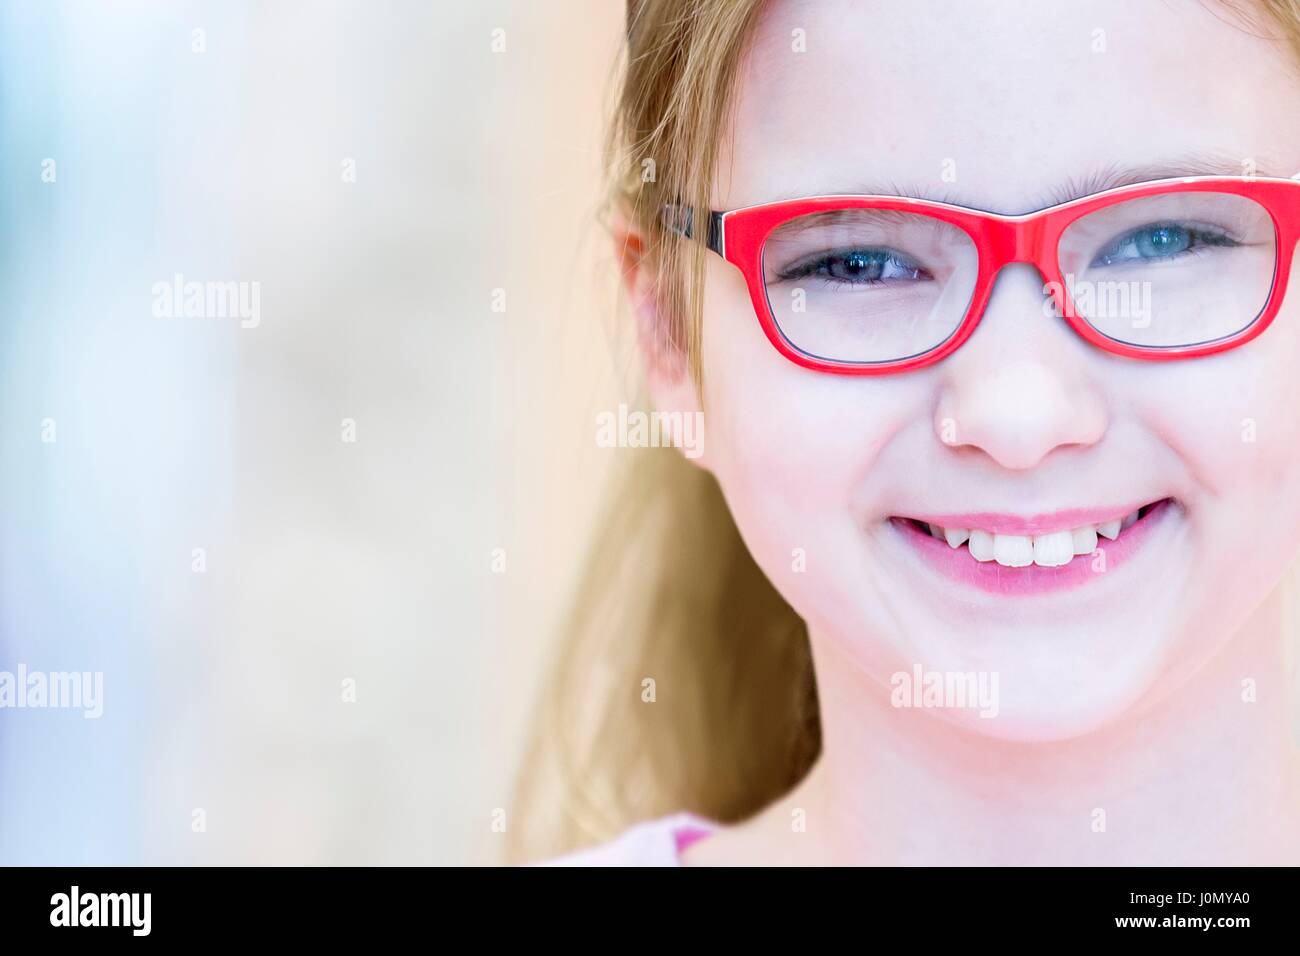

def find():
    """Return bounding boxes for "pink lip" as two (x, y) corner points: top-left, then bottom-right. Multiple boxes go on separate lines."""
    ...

(889, 498), (1174, 596)
(903, 503), (1150, 537)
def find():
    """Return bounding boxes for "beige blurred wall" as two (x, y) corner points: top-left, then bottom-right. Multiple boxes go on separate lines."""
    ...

(490, 5), (635, 863)
(159, 1), (627, 865)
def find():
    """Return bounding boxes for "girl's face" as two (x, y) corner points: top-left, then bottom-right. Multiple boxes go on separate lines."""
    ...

(682, 0), (1300, 739)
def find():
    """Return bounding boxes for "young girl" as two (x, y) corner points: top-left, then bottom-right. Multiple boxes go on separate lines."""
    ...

(511, 0), (1300, 865)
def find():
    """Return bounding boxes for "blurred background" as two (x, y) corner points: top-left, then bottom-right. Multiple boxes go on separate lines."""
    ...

(0, 0), (630, 864)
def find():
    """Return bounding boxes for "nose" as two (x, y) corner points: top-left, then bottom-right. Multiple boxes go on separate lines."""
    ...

(935, 264), (1108, 471)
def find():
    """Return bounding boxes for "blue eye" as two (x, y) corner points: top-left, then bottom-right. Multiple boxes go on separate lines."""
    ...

(778, 248), (930, 285)
(1091, 222), (1236, 267)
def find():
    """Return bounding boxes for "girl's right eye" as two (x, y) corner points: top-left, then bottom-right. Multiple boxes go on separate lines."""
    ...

(776, 248), (932, 285)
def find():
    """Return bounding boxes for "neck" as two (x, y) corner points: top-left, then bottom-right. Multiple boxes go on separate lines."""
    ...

(795, 585), (1300, 865)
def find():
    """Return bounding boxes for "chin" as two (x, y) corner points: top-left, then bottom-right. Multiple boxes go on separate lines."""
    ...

(861, 608), (1185, 744)
(920, 687), (1151, 744)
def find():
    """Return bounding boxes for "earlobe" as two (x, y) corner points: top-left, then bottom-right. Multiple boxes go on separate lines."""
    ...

(609, 211), (710, 470)
(642, 340), (709, 470)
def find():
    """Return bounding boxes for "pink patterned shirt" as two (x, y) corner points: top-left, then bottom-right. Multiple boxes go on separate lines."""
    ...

(539, 812), (720, 866)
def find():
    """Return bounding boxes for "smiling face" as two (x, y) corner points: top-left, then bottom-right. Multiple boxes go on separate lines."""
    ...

(680, 0), (1300, 739)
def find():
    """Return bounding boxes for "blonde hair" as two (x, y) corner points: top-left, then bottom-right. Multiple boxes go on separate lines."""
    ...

(507, 0), (1300, 863)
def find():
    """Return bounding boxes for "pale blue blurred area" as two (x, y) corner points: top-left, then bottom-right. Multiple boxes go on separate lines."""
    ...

(0, 2), (237, 862)
(0, 0), (620, 864)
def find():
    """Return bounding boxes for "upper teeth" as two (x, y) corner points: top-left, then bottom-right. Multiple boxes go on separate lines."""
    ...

(924, 508), (1142, 568)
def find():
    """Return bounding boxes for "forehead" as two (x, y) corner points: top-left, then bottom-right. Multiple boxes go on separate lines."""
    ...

(720, 0), (1300, 213)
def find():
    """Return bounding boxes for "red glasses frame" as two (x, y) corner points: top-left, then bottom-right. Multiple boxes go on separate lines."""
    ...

(670, 176), (1300, 375)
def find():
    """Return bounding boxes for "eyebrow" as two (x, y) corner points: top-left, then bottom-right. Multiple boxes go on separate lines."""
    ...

(768, 154), (1296, 215)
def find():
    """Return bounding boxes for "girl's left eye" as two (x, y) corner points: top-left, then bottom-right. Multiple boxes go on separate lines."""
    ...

(1091, 222), (1238, 267)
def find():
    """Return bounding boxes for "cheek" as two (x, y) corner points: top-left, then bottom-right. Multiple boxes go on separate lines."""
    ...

(697, 261), (912, 591)
(1142, 292), (1300, 586)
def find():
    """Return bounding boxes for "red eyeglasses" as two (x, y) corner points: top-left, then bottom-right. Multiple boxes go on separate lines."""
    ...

(667, 176), (1300, 374)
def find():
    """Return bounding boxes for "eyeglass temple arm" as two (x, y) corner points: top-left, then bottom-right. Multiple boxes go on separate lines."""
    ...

(661, 203), (725, 256)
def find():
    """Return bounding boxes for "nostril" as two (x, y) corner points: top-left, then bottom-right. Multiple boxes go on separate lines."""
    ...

(935, 358), (1108, 471)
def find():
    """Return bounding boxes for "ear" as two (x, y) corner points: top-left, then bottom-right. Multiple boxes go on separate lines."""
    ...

(610, 208), (710, 468)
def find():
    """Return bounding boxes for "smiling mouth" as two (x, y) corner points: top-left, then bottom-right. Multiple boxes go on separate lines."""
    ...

(892, 498), (1173, 570)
